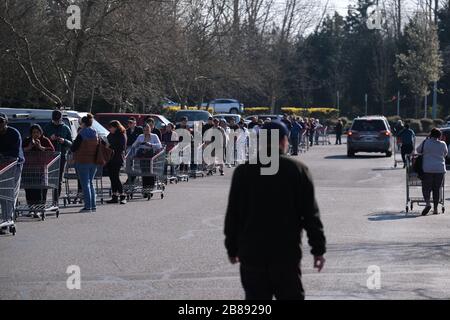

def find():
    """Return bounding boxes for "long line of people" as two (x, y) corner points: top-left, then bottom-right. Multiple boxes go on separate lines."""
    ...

(0, 111), (336, 233)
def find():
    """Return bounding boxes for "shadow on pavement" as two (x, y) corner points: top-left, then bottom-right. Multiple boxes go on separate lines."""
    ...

(368, 211), (420, 221)
(372, 167), (404, 171)
(324, 155), (387, 160)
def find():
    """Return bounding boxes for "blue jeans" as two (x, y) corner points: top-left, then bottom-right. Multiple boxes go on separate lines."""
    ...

(75, 163), (97, 210)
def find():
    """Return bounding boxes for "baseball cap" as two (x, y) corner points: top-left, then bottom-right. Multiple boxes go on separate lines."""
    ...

(0, 113), (8, 122)
(262, 120), (289, 141)
(52, 110), (63, 121)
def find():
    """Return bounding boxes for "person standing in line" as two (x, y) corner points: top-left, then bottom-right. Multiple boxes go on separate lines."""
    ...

(335, 120), (343, 145)
(290, 117), (303, 156)
(0, 113), (24, 233)
(106, 121), (128, 205)
(224, 121), (326, 300)
(131, 124), (162, 198)
(125, 117), (143, 185)
(44, 110), (73, 201)
(397, 123), (416, 168)
(416, 128), (448, 216)
(70, 114), (99, 213)
(23, 124), (55, 206)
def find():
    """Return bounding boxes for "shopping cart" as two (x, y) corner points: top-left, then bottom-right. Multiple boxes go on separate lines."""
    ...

(165, 145), (179, 185)
(125, 149), (166, 201)
(0, 158), (21, 235)
(405, 156), (445, 214)
(175, 143), (190, 181)
(62, 153), (106, 207)
(190, 143), (206, 178)
(15, 151), (61, 221)
(318, 127), (332, 145)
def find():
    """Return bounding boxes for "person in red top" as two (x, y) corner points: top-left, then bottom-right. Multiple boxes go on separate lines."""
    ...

(23, 124), (55, 206)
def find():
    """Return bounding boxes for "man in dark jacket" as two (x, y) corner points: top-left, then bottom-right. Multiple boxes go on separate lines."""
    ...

(290, 117), (303, 156)
(126, 117), (144, 148)
(224, 121), (326, 300)
(44, 110), (73, 200)
(398, 123), (416, 168)
(335, 120), (343, 145)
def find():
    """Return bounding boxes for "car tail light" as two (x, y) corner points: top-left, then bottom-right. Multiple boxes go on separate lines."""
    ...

(379, 130), (391, 138)
(348, 130), (360, 139)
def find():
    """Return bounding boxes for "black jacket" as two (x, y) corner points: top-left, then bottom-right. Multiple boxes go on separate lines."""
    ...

(224, 155), (326, 265)
(126, 126), (144, 147)
(107, 131), (127, 165)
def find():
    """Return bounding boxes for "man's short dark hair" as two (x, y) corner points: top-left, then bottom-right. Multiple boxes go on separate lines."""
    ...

(181, 117), (188, 122)
(430, 128), (442, 139)
(404, 123), (410, 129)
(52, 110), (62, 121)
(128, 117), (136, 122)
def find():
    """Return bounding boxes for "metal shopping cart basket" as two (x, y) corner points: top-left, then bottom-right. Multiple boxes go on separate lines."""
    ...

(405, 155), (445, 214)
(125, 149), (166, 201)
(190, 142), (206, 178)
(0, 158), (21, 235)
(62, 152), (106, 207)
(15, 151), (61, 221)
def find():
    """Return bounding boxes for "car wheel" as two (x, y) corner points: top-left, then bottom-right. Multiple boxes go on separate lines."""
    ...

(230, 108), (239, 114)
(347, 150), (355, 157)
(386, 151), (392, 157)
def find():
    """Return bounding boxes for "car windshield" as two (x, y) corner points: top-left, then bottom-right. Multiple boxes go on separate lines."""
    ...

(92, 120), (109, 136)
(352, 120), (386, 132)
(9, 121), (51, 139)
(175, 112), (209, 122)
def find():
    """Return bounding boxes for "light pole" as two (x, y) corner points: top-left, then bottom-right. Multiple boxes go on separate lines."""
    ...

(337, 91), (340, 113)
(365, 94), (368, 116)
(432, 81), (438, 119)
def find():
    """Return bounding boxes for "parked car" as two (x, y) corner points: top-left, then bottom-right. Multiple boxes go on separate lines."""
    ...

(174, 110), (212, 128)
(0, 108), (80, 140)
(65, 111), (109, 140)
(439, 127), (450, 166)
(347, 116), (392, 157)
(95, 113), (171, 130)
(208, 99), (244, 114)
(213, 114), (241, 124)
(161, 98), (180, 109)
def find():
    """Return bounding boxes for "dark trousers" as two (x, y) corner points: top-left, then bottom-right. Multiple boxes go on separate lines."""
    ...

(240, 264), (305, 300)
(401, 144), (414, 164)
(143, 176), (155, 189)
(290, 137), (299, 155)
(422, 173), (445, 208)
(53, 156), (66, 201)
(108, 163), (123, 194)
(336, 134), (342, 145)
(25, 189), (48, 205)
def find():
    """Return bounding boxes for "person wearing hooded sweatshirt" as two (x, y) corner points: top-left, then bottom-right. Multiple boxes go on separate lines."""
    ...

(71, 114), (99, 213)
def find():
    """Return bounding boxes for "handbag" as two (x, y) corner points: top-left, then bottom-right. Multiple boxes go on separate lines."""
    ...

(95, 139), (114, 166)
(413, 139), (427, 179)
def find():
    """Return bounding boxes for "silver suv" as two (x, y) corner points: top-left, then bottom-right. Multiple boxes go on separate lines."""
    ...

(347, 116), (392, 157)
(208, 99), (243, 114)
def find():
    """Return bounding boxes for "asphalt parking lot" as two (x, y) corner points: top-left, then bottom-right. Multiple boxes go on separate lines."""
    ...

(1, 139), (450, 300)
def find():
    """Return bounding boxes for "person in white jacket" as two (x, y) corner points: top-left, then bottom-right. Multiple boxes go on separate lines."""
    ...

(236, 122), (249, 164)
(131, 124), (162, 196)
